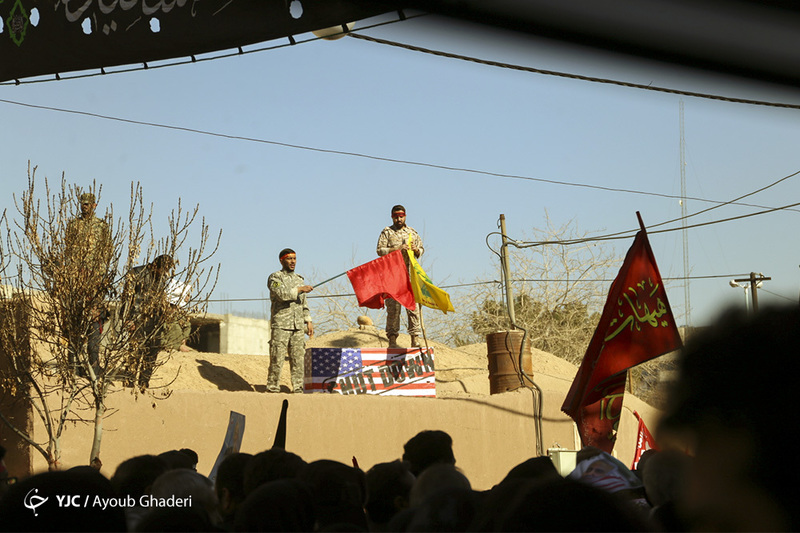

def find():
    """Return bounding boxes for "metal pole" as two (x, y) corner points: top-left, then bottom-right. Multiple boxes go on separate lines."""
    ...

(744, 285), (750, 314)
(499, 214), (516, 328)
(734, 273), (771, 314)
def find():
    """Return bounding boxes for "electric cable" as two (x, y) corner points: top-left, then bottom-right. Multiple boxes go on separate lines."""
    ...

(349, 33), (800, 111)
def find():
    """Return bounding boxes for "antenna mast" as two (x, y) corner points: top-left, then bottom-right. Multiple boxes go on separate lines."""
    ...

(680, 101), (691, 327)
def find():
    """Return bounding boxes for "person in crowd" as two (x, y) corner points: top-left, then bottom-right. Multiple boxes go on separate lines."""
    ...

(137, 468), (221, 531)
(494, 456), (560, 486)
(402, 429), (456, 477)
(470, 457), (560, 531)
(214, 452), (253, 531)
(242, 448), (307, 496)
(110, 454), (170, 531)
(483, 476), (650, 531)
(179, 448), (199, 471)
(364, 460), (415, 531)
(299, 459), (368, 531)
(641, 449), (692, 532)
(658, 305), (800, 531)
(158, 448), (198, 471)
(384, 463), (475, 532)
(234, 478), (315, 532)
(568, 447), (644, 495)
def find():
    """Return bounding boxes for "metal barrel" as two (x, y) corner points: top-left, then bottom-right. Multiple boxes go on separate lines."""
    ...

(486, 330), (533, 394)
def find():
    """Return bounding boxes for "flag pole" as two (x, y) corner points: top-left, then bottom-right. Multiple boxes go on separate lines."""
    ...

(313, 271), (347, 288)
(418, 304), (431, 356)
(636, 211), (646, 232)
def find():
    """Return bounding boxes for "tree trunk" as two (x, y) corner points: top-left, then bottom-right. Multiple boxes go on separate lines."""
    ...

(47, 446), (61, 471)
(90, 396), (105, 465)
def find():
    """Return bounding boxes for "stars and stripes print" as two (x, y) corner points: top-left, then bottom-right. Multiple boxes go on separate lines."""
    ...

(304, 347), (436, 397)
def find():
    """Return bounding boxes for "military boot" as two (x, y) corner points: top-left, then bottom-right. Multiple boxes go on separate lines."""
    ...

(410, 335), (421, 348)
(388, 334), (400, 348)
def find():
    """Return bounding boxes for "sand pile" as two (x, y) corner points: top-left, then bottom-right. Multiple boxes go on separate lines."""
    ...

(152, 327), (579, 398)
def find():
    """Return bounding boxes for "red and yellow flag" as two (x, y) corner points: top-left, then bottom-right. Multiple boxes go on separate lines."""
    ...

(562, 214), (682, 452)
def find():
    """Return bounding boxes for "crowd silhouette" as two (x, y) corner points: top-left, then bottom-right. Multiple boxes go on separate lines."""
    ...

(1, 305), (797, 532)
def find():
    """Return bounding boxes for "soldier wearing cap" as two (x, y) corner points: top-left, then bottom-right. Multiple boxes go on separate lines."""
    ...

(376, 205), (423, 348)
(267, 248), (314, 393)
(66, 193), (112, 270)
(63, 191), (113, 376)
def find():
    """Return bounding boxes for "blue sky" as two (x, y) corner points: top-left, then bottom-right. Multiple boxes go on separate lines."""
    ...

(2, 12), (799, 329)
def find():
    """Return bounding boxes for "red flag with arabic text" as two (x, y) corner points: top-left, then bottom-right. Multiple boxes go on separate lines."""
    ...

(561, 215), (682, 453)
(631, 411), (659, 471)
(346, 251), (416, 311)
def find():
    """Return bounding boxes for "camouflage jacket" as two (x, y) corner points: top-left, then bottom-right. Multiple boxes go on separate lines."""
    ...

(268, 269), (312, 330)
(121, 264), (170, 322)
(65, 215), (112, 272)
(376, 224), (424, 266)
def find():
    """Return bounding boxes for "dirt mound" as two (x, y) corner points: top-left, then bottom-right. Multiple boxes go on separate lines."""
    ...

(153, 327), (578, 398)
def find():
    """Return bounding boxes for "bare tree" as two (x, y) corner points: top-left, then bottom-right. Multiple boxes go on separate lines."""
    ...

(467, 214), (621, 364)
(0, 165), (219, 469)
(309, 274), (381, 337)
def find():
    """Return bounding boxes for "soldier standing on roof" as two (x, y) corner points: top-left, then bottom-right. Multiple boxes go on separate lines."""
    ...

(376, 204), (423, 348)
(63, 191), (113, 377)
(267, 248), (314, 393)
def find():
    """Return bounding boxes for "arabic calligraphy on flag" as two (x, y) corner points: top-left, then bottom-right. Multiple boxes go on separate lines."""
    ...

(304, 347), (436, 397)
(604, 279), (672, 344)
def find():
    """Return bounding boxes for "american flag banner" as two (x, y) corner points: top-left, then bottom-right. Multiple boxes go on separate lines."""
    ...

(304, 348), (436, 397)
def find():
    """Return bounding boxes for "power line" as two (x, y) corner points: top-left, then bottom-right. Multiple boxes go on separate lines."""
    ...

(644, 169), (800, 230)
(494, 197), (800, 249)
(1, 94), (794, 213)
(206, 272), (745, 302)
(349, 33), (800, 111)
(487, 168), (800, 255)
(759, 288), (797, 302)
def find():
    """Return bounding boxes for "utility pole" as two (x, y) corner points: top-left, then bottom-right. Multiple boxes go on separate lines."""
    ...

(733, 272), (771, 313)
(499, 214), (517, 328)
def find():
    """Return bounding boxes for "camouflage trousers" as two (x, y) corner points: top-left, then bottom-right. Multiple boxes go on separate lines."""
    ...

(267, 327), (306, 393)
(161, 316), (191, 351)
(385, 298), (421, 337)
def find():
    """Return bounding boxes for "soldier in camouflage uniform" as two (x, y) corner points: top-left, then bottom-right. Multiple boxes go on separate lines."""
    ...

(267, 248), (314, 393)
(121, 254), (176, 390)
(63, 192), (113, 376)
(376, 204), (423, 348)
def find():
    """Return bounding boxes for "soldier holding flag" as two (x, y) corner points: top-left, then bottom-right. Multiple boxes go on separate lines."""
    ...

(376, 205), (423, 348)
(267, 248), (314, 393)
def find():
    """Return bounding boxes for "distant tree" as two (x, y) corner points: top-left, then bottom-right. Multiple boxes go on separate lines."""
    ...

(0, 165), (219, 469)
(465, 214), (620, 365)
(310, 275), (381, 338)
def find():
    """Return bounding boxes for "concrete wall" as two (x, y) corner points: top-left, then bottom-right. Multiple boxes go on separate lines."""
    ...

(13, 380), (658, 490)
(19, 386), (582, 491)
(219, 314), (270, 356)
